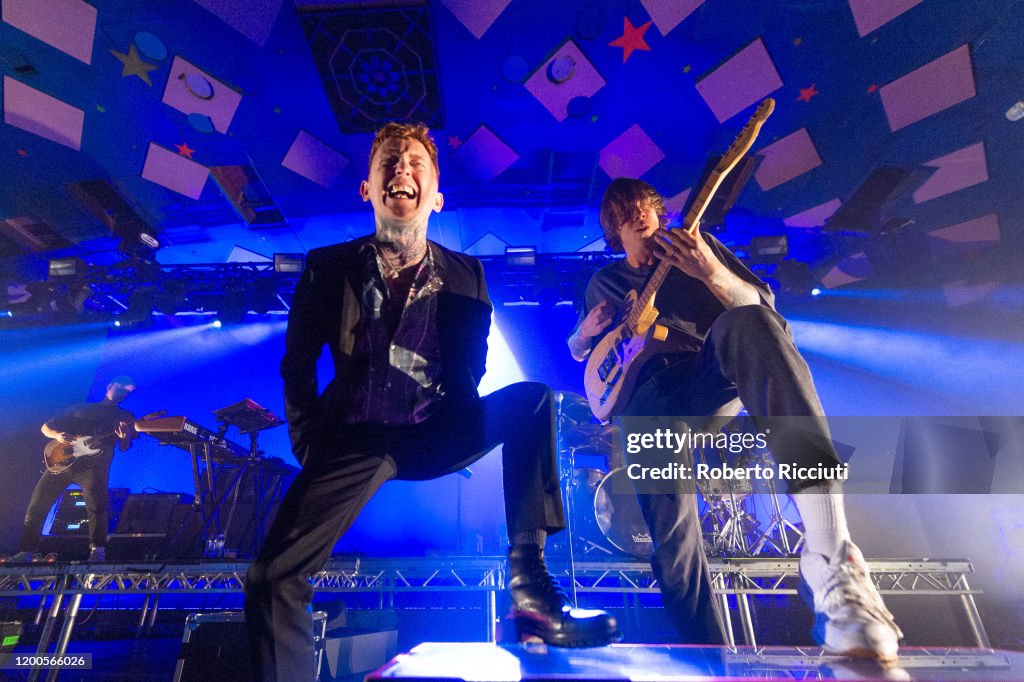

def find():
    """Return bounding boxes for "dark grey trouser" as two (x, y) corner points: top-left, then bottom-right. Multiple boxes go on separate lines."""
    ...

(21, 453), (112, 551)
(245, 382), (563, 682)
(624, 304), (842, 643)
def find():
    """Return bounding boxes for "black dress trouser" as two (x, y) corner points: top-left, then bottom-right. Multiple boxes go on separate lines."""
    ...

(245, 381), (564, 682)
(624, 305), (842, 644)
(21, 454), (112, 551)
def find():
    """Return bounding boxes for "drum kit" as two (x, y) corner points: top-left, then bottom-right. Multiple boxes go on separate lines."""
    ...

(555, 392), (804, 561)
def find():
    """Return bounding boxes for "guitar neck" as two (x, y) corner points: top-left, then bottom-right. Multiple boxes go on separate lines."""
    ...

(626, 261), (672, 331)
(681, 168), (724, 235)
(624, 166), (723, 331)
(92, 427), (118, 442)
(623, 98), (774, 333)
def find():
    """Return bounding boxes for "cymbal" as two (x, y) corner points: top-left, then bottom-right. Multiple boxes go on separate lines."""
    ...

(560, 423), (622, 451)
(556, 391), (594, 427)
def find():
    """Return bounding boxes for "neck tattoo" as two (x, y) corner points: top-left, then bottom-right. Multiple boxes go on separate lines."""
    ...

(375, 240), (427, 279)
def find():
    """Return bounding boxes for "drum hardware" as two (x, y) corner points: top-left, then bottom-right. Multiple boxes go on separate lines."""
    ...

(561, 465), (622, 558)
(557, 392), (805, 563)
(748, 457), (805, 556)
(555, 392), (581, 605)
(699, 493), (761, 557)
(556, 393), (643, 596)
(695, 444), (759, 556)
(556, 391), (596, 429)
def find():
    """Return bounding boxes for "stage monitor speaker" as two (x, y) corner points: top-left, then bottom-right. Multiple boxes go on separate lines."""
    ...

(110, 493), (195, 560)
(107, 533), (166, 561)
(173, 610), (326, 682)
(322, 628), (397, 680)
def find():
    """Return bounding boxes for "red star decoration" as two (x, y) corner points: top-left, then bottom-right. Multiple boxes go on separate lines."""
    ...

(17, 149), (28, 157)
(609, 17), (652, 63)
(867, 83), (879, 93)
(175, 142), (194, 159)
(448, 135), (462, 151)
(797, 84), (819, 103)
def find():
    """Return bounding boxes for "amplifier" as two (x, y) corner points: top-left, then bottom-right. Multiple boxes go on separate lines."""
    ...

(114, 493), (191, 534)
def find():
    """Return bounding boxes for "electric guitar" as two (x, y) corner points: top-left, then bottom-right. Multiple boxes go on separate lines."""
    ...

(584, 98), (775, 420)
(42, 411), (164, 474)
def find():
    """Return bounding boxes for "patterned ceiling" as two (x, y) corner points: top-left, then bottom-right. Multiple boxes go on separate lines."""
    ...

(0, 0), (1022, 301)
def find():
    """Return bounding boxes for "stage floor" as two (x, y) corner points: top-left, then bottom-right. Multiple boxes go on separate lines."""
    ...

(367, 643), (1024, 681)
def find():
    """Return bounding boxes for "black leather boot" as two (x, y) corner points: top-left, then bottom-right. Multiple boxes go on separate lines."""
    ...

(507, 545), (621, 647)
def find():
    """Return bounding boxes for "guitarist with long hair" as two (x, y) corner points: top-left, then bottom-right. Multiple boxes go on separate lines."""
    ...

(568, 178), (903, 664)
(11, 375), (136, 563)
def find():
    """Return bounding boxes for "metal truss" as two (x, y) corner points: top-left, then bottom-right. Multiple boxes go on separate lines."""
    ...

(313, 557), (505, 593)
(554, 558), (980, 596)
(3, 253), (625, 326)
(724, 646), (1016, 679)
(555, 557), (990, 650)
(0, 555), (990, 663)
(0, 558), (505, 598)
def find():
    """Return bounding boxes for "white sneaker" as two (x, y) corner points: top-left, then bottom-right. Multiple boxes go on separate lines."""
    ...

(799, 540), (903, 663)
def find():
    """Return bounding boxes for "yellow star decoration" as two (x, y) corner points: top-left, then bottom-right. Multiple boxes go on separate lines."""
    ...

(682, 65), (692, 73)
(110, 44), (158, 87)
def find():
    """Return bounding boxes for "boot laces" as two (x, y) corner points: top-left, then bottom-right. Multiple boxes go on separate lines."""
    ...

(526, 555), (569, 604)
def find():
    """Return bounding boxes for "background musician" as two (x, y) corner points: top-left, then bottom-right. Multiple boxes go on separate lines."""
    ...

(11, 375), (136, 563)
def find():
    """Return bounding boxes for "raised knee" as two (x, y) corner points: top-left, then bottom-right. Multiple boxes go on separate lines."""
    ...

(712, 305), (787, 351)
(719, 304), (779, 330)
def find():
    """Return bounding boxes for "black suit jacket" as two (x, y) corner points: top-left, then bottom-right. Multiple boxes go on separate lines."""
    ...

(280, 235), (492, 456)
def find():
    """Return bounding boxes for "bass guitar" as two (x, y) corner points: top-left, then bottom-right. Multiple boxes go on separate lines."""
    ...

(584, 98), (775, 420)
(43, 411), (164, 474)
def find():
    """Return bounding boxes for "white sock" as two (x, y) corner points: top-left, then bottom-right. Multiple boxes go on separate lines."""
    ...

(793, 483), (851, 557)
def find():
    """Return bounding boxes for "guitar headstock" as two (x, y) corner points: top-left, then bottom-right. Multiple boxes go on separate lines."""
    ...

(682, 98), (775, 236)
(713, 97), (775, 176)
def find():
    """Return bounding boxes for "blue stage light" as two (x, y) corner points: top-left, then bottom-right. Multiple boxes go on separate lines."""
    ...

(479, 313), (525, 393)
(811, 287), (822, 296)
(211, 319), (223, 329)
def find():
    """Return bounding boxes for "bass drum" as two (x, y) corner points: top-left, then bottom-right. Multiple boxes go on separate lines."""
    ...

(590, 467), (653, 560)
